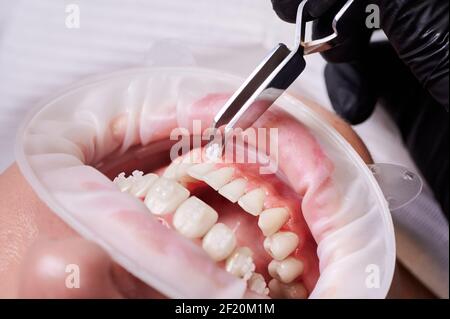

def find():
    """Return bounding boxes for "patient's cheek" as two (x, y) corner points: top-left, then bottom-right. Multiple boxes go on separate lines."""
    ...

(18, 238), (123, 298)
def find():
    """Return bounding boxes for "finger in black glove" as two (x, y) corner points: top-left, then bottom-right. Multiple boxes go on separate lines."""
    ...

(271, 0), (339, 22)
(271, 0), (449, 109)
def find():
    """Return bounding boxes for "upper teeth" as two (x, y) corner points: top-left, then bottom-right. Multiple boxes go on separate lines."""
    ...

(203, 167), (235, 191)
(129, 173), (159, 197)
(187, 163), (215, 180)
(263, 231), (299, 261)
(238, 188), (266, 216)
(113, 171), (159, 198)
(225, 247), (255, 280)
(144, 177), (190, 215)
(218, 178), (247, 203)
(163, 162), (196, 184)
(173, 196), (218, 239)
(202, 223), (237, 261)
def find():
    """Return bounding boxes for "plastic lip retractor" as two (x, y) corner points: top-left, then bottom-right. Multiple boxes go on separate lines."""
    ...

(209, 0), (356, 149)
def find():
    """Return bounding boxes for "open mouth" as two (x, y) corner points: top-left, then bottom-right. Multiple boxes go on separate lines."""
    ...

(96, 93), (333, 299)
(111, 146), (320, 298)
(17, 69), (395, 299)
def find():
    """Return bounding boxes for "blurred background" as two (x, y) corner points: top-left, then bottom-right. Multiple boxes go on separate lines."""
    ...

(0, 0), (447, 298)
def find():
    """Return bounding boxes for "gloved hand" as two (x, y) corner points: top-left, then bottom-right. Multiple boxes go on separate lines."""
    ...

(271, 0), (449, 121)
(273, 0), (449, 217)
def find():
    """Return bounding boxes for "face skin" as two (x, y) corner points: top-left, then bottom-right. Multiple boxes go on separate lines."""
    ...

(0, 98), (434, 298)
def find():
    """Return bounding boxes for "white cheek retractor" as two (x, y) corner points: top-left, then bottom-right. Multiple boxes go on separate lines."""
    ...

(16, 67), (396, 298)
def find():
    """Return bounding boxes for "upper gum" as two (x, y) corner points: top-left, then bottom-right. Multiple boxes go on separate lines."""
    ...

(169, 147), (299, 220)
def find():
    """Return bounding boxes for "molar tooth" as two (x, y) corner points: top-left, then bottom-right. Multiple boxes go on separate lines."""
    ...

(144, 177), (190, 215)
(268, 257), (304, 284)
(258, 208), (290, 236)
(218, 178), (247, 203)
(113, 172), (132, 192)
(238, 188), (266, 216)
(225, 247), (255, 280)
(129, 173), (159, 197)
(281, 282), (308, 299)
(268, 279), (307, 299)
(187, 163), (215, 180)
(173, 197), (218, 238)
(268, 279), (283, 299)
(263, 231), (299, 261)
(203, 167), (235, 191)
(202, 223), (237, 261)
(248, 273), (270, 296)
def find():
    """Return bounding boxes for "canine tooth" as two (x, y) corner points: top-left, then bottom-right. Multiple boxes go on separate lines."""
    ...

(113, 172), (132, 192)
(129, 173), (158, 197)
(225, 247), (255, 280)
(203, 167), (234, 190)
(238, 188), (266, 216)
(268, 279), (307, 299)
(202, 223), (236, 261)
(218, 178), (247, 203)
(248, 273), (269, 296)
(258, 208), (290, 236)
(173, 197), (218, 238)
(187, 163), (215, 180)
(263, 231), (299, 261)
(268, 257), (304, 284)
(144, 177), (190, 215)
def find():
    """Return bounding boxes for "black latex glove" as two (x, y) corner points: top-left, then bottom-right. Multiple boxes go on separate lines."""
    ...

(271, 0), (449, 116)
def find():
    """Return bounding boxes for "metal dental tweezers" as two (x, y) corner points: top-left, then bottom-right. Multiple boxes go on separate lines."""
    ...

(209, 0), (355, 147)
